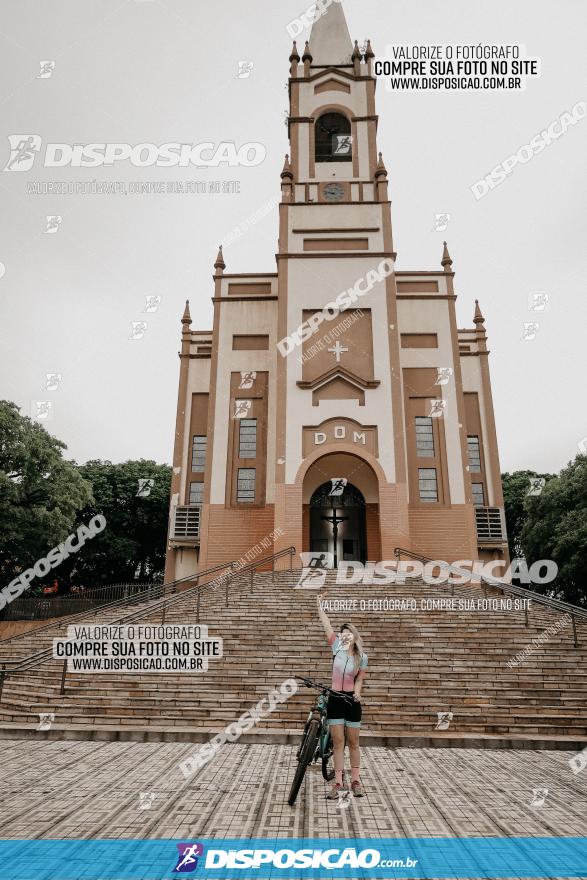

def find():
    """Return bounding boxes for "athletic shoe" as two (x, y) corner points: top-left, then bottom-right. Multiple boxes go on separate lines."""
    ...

(326, 782), (344, 799)
(351, 780), (365, 797)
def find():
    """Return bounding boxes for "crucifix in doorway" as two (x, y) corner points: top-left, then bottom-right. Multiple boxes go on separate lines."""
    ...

(321, 505), (349, 569)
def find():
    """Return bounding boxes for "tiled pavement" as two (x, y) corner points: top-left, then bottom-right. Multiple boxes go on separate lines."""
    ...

(1, 740), (586, 840)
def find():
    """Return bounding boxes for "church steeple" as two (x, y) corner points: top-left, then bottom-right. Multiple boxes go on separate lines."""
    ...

(308, 0), (353, 66)
(284, 0), (383, 215)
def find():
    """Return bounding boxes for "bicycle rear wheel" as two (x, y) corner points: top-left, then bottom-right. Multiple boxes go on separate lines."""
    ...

(288, 718), (320, 806)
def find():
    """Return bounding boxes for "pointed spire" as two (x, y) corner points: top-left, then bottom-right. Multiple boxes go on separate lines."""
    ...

(302, 40), (313, 62)
(308, 0), (353, 65)
(289, 40), (300, 77)
(181, 299), (191, 325)
(352, 39), (362, 73)
(473, 299), (485, 325)
(364, 39), (375, 60)
(214, 245), (225, 274)
(281, 153), (293, 179)
(441, 240), (453, 271)
(375, 152), (388, 178)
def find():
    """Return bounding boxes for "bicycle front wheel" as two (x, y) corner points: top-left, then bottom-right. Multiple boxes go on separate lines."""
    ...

(321, 731), (334, 781)
(288, 718), (320, 806)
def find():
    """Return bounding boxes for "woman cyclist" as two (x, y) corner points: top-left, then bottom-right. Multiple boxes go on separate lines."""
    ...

(317, 594), (368, 799)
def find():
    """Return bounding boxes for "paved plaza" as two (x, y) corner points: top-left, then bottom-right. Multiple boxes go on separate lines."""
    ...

(0, 740), (586, 841)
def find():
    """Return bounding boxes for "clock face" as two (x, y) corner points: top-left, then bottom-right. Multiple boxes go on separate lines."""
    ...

(323, 183), (345, 202)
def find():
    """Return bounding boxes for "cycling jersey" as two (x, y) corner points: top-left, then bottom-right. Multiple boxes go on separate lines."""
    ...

(328, 632), (368, 691)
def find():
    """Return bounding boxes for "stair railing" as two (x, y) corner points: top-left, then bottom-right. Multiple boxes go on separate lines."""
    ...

(0, 546), (295, 701)
(394, 546), (587, 647)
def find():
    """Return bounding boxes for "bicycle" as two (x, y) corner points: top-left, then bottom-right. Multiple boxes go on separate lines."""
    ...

(287, 676), (354, 806)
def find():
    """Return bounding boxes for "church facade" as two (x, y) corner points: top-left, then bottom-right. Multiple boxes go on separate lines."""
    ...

(164, 4), (508, 582)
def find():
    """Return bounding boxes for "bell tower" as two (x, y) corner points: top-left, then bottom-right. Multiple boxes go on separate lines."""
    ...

(282, 4), (390, 224)
(274, 1), (407, 564)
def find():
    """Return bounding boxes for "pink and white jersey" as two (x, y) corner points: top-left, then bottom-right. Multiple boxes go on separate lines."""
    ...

(328, 633), (368, 691)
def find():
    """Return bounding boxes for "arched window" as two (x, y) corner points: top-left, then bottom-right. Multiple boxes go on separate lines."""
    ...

(314, 112), (352, 163)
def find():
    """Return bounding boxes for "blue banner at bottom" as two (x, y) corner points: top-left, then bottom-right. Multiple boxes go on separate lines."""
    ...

(0, 837), (586, 880)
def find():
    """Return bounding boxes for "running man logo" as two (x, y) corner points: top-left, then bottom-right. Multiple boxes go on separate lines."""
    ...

(37, 712), (54, 731)
(144, 295), (161, 313)
(527, 476), (546, 497)
(530, 787), (548, 807)
(45, 215), (62, 234)
(296, 552), (334, 589)
(429, 399), (446, 419)
(3, 135), (42, 171)
(138, 792), (156, 810)
(435, 367), (453, 386)
(174, 843), (204, 873)
(333, 134), (352, 156)
(329, 478), (347, 497)
(234, 399), (252, 419)
(239, 371), (256, 390)
(136, 479), (155, 498)
(435, 711), (453, 731)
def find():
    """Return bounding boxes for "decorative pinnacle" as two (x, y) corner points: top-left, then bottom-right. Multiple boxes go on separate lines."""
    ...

(214, 245), (225, 272)
(441, 240), (453, 271)
(473, 299), (485, 325)
(281, 153), (293, 179)
(375, 152), (388, 178)
(302, 41), (313, 63)
(181, 299), (191, 325)
(352, 40), (362, 60)
(289, 40), (300, 62)
(364, 40), (375, 60)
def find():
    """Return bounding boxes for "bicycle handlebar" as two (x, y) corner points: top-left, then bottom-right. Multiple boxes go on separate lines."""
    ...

(295, 676), (355, 703)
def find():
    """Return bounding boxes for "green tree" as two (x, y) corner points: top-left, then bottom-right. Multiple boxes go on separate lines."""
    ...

(0, 400), (93, 589)
(69, 460), (172, 586)
(521, 455), (587, 607)
(501, 469), (555, 560)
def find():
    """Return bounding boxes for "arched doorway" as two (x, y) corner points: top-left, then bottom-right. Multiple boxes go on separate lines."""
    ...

(309, 481), (367, 567)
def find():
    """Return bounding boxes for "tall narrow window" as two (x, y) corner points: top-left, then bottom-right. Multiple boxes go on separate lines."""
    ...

(467, 436), (481, 472)
(189, 482), (204, 505)
(415, 417), (435, 457)
(237, 468), (256, 503)
(239, 419), (257, 459)
(191, 435), (207, 471)
(472, 483), (485, 507)
(418, 468), (438, 502)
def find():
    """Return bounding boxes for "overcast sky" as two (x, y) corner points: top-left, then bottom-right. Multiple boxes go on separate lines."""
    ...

(0, 0), (585, 476)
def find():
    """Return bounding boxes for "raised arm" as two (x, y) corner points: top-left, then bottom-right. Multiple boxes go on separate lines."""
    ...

(316, 594), (334, 641)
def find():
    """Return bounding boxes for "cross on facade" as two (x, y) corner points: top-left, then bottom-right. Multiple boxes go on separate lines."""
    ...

(328, 341), (348, 363)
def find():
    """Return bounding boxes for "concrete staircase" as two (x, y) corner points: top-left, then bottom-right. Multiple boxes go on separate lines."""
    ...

(0, 570), (585, 747)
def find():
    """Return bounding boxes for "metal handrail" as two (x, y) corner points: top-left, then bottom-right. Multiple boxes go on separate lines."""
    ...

(0, 558), (237, 666)
(394, 546), (586, 646)
(0, 561), (235, 646)
(2, 581), (166, 623)
(0, 546), (296, 699)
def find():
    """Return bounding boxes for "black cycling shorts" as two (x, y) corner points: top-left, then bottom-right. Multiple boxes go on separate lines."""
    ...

(326, 690), (362, 727)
